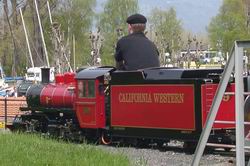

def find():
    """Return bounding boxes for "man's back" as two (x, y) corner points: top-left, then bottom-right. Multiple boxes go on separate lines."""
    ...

(115, 32), (160, 70)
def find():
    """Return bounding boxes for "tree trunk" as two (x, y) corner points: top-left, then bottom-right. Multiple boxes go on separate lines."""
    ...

(12, 0), (18, 26)
(4, 0), (20, 76)
(2, 0), (9, 74)
(11, 0), (19, 75)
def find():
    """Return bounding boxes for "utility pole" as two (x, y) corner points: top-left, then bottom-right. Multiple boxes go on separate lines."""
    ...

(34, 0), (50, 67)
(47, 1), (53, 25)
(20, 8), (34, 68)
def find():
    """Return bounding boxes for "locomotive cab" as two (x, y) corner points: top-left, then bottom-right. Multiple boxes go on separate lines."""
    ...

(75, 67), (115, 129)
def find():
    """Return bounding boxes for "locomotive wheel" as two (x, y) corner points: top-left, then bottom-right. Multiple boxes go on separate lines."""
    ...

(101, 131), (111, 145)
(25, 119), (39, 133)
(12, 116), (27, 132)
(84, 129), (100, 144)
(136, 138), (151, 148)
(155, 139), (165, 149)
(183, 141), (197, 154)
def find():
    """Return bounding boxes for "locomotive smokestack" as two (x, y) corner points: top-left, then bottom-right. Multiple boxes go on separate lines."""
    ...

(41, 68), (50, 84)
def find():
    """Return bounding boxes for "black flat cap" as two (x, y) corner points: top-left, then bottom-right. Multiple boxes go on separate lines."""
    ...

(126, 13), (147, 24)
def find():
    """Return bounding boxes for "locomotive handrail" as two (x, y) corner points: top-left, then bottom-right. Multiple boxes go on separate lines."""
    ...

(214, 120), (250, 125)
(206, 143), (250, 150)
(224, 92), (250, 95)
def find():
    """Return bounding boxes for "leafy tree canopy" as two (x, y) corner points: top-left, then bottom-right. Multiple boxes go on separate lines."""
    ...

(207, 0), (249, 53)
(98, 0), (138, 65)
(150, 7), (183, 64)
(52, 0), (96, 67)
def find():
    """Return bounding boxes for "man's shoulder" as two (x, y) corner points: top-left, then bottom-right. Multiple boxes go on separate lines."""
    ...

(119, 34), (131, 41)
(117, 35), (132, 45)
(119, 33), (147, 42)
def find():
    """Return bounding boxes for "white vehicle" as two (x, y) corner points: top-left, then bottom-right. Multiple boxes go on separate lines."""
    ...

(212, 56), (221, 63)
(25, 67), (55, 82)
(203, 57), (211, 63)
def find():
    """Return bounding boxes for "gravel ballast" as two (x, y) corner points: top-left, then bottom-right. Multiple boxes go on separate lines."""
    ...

(98, 142), (237, 166)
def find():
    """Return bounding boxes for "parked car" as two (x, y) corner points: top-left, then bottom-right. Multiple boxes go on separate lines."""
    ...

(200, 56), (211, 64)
(212, 56), (224, 63)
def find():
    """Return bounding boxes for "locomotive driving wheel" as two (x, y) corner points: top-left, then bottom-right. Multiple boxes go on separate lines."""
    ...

(183, 141), (197, 154)
(101, 130), (111, 145)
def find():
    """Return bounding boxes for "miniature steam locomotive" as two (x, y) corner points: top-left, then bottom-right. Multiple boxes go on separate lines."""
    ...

(12, 67), (250, 150)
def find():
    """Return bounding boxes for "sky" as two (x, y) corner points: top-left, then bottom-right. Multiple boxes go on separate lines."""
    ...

(96, 0), (223, 34)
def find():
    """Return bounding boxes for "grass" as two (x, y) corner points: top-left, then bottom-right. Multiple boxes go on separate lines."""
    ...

(0, 132), (130, 166)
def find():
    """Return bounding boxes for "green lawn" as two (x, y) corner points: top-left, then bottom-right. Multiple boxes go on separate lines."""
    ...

(0, 132), (130, 166)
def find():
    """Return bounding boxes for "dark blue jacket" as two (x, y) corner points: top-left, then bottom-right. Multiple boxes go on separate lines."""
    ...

(115, 32), (160, 70)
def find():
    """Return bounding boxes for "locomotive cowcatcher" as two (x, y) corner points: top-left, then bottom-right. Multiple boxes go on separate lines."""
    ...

(12, 67), (250, 150)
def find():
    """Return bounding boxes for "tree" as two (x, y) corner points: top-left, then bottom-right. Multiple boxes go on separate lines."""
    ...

(52, 0), (96, 68)
(207, 0), (249, 54)
(0, 0), (96, 75)
(149, 7), (183, 65)
(0, 0), (57, 75)
(98, 0), (138, 65)
(0, 0), (25, 76)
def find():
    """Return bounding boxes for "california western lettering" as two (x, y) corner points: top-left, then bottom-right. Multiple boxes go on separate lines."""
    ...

(119, 93), (152, 103)
(153, 93), (184, 103)
(118, 93), (184, 103)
